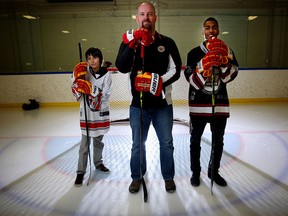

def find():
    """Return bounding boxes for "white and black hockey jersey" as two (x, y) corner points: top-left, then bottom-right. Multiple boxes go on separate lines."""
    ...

(184, 41), (238, 118)
(72, 66), (112, 137)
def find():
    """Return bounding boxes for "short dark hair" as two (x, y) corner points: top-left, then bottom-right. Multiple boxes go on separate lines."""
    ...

(85, 47), (103, 65)
(203, 17), (219, 27)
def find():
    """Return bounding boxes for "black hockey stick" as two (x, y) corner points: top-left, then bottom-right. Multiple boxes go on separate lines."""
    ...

(139, 44), (148, 203)
(78, 42), (92, 186)
(210, 66), (216, 195)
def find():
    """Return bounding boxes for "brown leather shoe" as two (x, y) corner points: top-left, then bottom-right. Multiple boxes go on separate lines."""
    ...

(129, 180), (142, 193)
(165, 179), (176, 193)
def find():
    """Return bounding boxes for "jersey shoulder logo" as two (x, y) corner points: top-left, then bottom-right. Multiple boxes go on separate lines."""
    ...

(157, 46), (165, 53)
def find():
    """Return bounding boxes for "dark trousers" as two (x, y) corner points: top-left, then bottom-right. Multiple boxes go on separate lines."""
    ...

(189, 116), (227, 175)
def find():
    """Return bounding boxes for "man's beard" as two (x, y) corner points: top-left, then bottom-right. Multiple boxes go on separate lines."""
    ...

(142, 21), (152, 30)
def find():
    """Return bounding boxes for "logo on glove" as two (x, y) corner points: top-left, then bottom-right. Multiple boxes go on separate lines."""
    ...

(135, 71), (163, 97)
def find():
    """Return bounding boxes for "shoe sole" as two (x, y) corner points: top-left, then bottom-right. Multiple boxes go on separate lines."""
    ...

(97, 169), (110, 174)
(97, 170), (110, 174)
(96, 167), (110, 173)
(129, 189), (140, 193)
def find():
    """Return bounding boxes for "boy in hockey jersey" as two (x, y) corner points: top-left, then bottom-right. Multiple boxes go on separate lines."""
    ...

(72, 47), (112, 186)
(184, 17), (238, 187)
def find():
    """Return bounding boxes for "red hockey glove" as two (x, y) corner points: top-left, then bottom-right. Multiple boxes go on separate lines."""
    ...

(141, 31), (154, 47)
(197, 51), (221, 77)
(135, 72), (162, 96)
(122, 28), (154, 48)
(206, 38), (230, 65)
(73, 79), (92, 94)
(73, 62), (88, 80)
(206, 38), (228, 56)
(122, 28), (145, 49)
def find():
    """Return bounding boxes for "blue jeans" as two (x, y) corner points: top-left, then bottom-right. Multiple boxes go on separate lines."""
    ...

(129, 105), (175, 180)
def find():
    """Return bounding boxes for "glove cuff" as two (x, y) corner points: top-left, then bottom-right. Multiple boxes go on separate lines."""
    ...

(150, 73), (162, 96)
(123, 29), (135, 44)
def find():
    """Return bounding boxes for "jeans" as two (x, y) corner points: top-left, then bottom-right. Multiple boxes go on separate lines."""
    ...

(129, 105), (175, 180)
(189, 116), (227, 175)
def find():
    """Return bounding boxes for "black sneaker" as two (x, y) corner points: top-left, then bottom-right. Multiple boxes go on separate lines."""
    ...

(74, 174), (84, 187)
(208, 171), (227, 187)
(190, 175), (200, 187)
(129, 180), (142, 193)
(165, 179), (176, 193)
(96, 164), (110, 173)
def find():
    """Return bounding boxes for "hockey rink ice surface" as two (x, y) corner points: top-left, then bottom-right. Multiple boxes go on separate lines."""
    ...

(0, 103), (287, 216)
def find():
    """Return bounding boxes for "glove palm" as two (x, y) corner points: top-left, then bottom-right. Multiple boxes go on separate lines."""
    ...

(206, 38), (230, 65)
